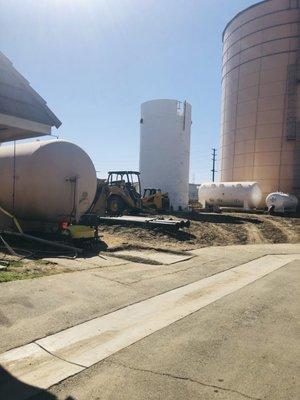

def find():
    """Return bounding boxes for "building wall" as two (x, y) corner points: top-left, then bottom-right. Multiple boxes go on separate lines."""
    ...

(220, 0), (300, 203)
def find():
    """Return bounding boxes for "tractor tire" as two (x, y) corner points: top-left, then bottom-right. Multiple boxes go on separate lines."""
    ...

(107, 196), (125, 216)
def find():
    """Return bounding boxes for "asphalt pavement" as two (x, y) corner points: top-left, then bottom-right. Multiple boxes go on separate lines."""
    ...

(0, 243), (299, 400)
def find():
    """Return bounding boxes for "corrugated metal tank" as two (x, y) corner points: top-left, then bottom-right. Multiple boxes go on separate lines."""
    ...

(0, 140), (97, 223)
(220, 0), (300, 205)
(139, 99), (192, 210)
(198, 182), (262, 209)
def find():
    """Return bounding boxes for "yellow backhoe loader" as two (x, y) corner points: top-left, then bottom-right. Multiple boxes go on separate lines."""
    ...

(91, 171), (142, 216)
(90, 171), (170, 216)
(142, 188), (170, 212)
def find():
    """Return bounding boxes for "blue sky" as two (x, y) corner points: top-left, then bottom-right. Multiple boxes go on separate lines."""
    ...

(0, 0), (259, 182)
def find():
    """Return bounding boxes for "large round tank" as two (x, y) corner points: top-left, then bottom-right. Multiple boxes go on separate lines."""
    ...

(221, 0), (300, 206)
(0, 140), (97, 223)
(198, 182), (262, 209)
(139, 99), (192, 210)
(266, 192), (298, 212)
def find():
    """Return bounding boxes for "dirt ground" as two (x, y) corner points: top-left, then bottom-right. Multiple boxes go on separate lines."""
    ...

(0, 211), (298, 282)
(99, 211), (300, 252)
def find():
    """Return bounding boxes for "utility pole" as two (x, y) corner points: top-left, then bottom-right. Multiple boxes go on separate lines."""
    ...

(211, 148), (217, 182)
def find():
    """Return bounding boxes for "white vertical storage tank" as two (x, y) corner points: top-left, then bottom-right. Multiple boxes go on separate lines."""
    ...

(139, 99), (192, 210)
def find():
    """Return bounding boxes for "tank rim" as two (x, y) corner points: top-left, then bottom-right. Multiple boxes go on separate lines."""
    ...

(32, 140), (93, 160)
(141, 99), (190, 106)
(222, 0), (271, 42)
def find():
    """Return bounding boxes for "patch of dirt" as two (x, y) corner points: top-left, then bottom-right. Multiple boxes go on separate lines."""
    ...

(0, 212), (298, 283)
(245, 224), (269, 244)
(263, 216), (299, 243)
(99, 212), (299, 252)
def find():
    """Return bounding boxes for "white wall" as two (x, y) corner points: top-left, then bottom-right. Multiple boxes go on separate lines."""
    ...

(140, 99), (192, 210)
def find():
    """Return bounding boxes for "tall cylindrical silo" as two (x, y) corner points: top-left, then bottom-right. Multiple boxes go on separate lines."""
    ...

(220, 0), (300, 205)
(139, 99), (192, 210)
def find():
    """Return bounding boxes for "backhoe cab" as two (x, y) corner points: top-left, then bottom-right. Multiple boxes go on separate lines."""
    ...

(106, 171), (142, 215)
(91, 171), (142, 216)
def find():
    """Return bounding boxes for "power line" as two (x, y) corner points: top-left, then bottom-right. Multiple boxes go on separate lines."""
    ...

(211, 148), (217, 182)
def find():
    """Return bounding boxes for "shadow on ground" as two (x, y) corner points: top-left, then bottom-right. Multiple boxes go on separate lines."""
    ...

(154, 228), (196, 242)
(0, 232), (108, 260)
(182, 212), (262, 225)
(0, 365), (75, 400)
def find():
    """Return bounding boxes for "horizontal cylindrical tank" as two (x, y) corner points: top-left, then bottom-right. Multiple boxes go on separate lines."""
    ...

(198, 182), (262, 209)
(0, 140), (97, 223)
(266, 192), (299, 213)
(220, 0), (300, 205)
(140, 99), (192, 210)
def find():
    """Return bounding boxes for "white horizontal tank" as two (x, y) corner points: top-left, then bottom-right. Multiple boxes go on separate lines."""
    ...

(198, 182), (262, 210)
(0, 140), (97, 223)
(139, 99), (192, 210)
(266, 192), (298, 213)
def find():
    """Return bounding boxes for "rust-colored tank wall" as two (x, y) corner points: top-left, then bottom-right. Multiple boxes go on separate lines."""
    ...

(220, 0), (300, 204)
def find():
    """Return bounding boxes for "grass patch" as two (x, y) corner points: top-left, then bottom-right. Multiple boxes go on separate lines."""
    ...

(0, 270), (47, 283)
(9, 260), (24, 268)
(0, 259), (64, 283)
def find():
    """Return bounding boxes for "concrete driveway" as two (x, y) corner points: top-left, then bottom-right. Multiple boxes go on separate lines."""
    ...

(0, 244), (299, 400)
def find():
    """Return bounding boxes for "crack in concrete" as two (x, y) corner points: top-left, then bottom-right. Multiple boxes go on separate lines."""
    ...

(83, 261), (129, 270)
(128, 254), (266, 285)
(106, 360), (262, 400)
(34, 341), (86, 369)
(91, 273), (134, 288)
(120, 257), (227, 285)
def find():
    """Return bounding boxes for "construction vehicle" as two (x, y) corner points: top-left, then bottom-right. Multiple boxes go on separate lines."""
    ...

(90, 171), (170, 216)
(91, 171), (142, 216)
(142, 188), (170, 212)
